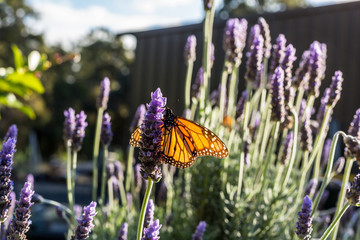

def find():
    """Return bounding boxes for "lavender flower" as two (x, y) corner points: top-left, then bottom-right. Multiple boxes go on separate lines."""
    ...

(281, 44), (297, 104)
(258, 17), (271, 59)
(245, 27), (264, 84)
(247, 24), (260, 50)
(4, 124), (18, 141)
(192, 221), (206, 240)
(142, 219), (161, 240)
(307, 41), (324, 98)
(293, 50), (311, 89)
(26, 174), (34, 190)
(72, 111), (88, 152)
(106, 162), (115, 179)
(345, 109), (360, 161)
(118, 222), (128, 240)
(63, 108), (76, 146)
(144, 199), (154, 229)
(130, 104), (146, 133)
(135, 163), (142, 192)
(74, 204), (83, 220)
(346, 173), (360, 206)
(320, 138), (332, 168)
(184, 35), (196, 64)
(348, 109), (360, 138)
(101, 112), (113, 146)
(223, 18), (248, 71)
(191, 67), (204, 100)
(8, 181), (34, 240)
(114, 160), (123, 181)
(269, 34), (287, 75)
(203, 0), (213, 10)
(327, 71), (343, 108)
(301, 110), (313, 152)
(235, 90), (247, 120)
(139, 88), (166, 182)
(344, 135), (360, 162)
(296, 195), (313, 240)
(96, 77), (111, 109)
(280, 131), (294, 165)
(270, 67), (286, 123)
(71, 201), (97, 240)
(0, 137), (16, 222)
(315, 88), (331, 134)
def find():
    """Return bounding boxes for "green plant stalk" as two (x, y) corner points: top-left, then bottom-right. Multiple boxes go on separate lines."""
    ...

(218, 67), (229, 121)
(236, 150), (245, 201)
(136, 177), (154, 240)
(331, 157), (355, 240)
(184, 60), (194, 110)
(258, 107), (272, 162)
(190, 98), (198, 120)
(100, 145), (109, 206)
(311, 131), (346, 217)
(125, 145), (134, 193)
(295, 150), (310, 205)
(282, 108), (298, 189)
(42, 198), (73, 219)
(294, 87), (304, 114)
(312, 140), (325, 181)
(118, 176), (127, 210)
(92, 107), (104, 201)
(107, 178), (114, 209)
(71, 150), (78, 227)
(320, 202), (351, 240)
(199, 10), (210, 112)
(226, 66), (239, 119)
(65, 143), (73, 226)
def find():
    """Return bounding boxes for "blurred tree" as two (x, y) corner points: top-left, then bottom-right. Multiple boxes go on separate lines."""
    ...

(218, 0), (307, 18)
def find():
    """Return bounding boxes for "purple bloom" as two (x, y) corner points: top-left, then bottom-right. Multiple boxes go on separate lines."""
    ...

(96, 77), (111, 109)
(139, 88), (166, 182)
(63, 108), (76, 146)
(281, 44), (297, 104)
(307, 41), (325, 98)
(72, 111), (88, 152)
(101, 112), (113, 146)
(344, 135), (360, 162)
(106, 162), (115, 179)
(327, 71), (343, 108)
(293, 50), (311, 89)
(247, 24), (261, 50)
(118, 222), (128, 240)
(258, 17), (271, 59)
(245, 28), (264, 85)
(320, 138), (332, 168)
(192, 221), (206, 240)
(235, 90), (247, 120)
(346, 173), (360, 206)
(114, 160), (123, 181)
(270, 67), (285, 123)
(348, 108), (360, 138)
(296, 195), (313, 240)
(0, 137), (16, 222)
(184, 35), (196, 64)
(142, 219), (161, 240)
(130, 104), (146, 133)
(223, 18), (248, 71)
(74, 204), (83, 220)
(191, 67), (204, 100)
(345, 109), (360, 160)
(203, 0), (213, 10)
(71, 201), (97, 240)
(269, 34), (287, 76)
(135, 163), (142, 192)
(280, 131), (294, 165)
(8, 181), (34, 240)
(4, 124), (18, 141)
(301, 110), (313, 152)
(26, 174), (34, 190)
(144, 199), (154, 229)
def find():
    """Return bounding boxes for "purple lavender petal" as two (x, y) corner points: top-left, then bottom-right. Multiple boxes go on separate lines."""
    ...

(258, 17), (271, 58)
(203, 0), (213, 10)
(245, 29), (264, 85)
(72, 111), (88, 152)
(142, 219), (162, 240)
(101, 112), (113, 146)
(327, 71), (343, 108)
(346, 173), (360, 206)
(184, 35), (197, 64)
(295, 195), (313, 240)
(144, 199), (154, 229)
(280, 131), (294, 165)
(63, 108), (76, 145)
(97, 77), (111, 109)
(4, 124), (18, 141)
(118, 222), (128, 240)
(192, 67), (204, 100)
(130, 104), (146, 133)
(269, 34), (287, 75)
(270, 67), (286, 123)
(192, 221), (206, 240)
(71, 201), (97, 240)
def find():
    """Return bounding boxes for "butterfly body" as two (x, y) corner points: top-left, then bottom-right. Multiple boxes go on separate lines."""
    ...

(130, 108), (228, 168)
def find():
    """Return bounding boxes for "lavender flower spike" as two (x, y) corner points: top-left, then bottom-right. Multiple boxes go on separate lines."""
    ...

(258, 17), (272, 58)
(144, 199), (154, 229)
(346, 173), (360, 206)
(223, 18), (248, 71)
(192, 221), (206, 240)
(130, 104), (146, 133)
(345, 109), (360, 161)
(139, 88), (166, 182)
(191, 67), (204, 100)
(245, 30), (264, 84)
(8, 181), (34, 240)
(296, 195), (313, 240)
(63, 108), (76, 146)
(0, 137), (16, 222)
(142, 219), (162, 240)
(269, 34), (287, 75)
(270, 67), (286, 123)
(72, 111), (88, 152)
(307, 42), (324, 98)
(71, 201), (97, 240)
(118, 222), (128, 240)
(101, 112), (113, 146)
(97, 77), (111, 109)
(327, 71), (343, 108)
(4, 124), (18, 141)
(184, 35), (196, 64)
(280, 131), (294, 165)
(348, 108), (360, 138)
(235, 90), (248, 120)
(301, 110), (313, 152)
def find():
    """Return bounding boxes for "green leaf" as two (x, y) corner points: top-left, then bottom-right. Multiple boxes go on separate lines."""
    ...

(11, 45), (24, 70)
(6, 72), (45, 94)
(0, 93), (35, 119)
(0, 79), (28, 97)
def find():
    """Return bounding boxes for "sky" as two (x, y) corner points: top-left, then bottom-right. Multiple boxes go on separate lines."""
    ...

(25, 0), (355, 49)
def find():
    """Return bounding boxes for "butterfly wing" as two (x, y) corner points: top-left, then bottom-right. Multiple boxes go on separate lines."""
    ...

(129, 126), (142, 147)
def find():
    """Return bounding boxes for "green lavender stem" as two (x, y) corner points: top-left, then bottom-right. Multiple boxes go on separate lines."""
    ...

(100, 145), (109, 206)
(136, 178), (154, 240)
(71, 150), (77, 227)
(320, 202), (351, 240)
(107, 178), (114, 209)
(226, 66), (239, 119)
(92, 107), (104, 201)
(331, 157), (355, 240)
(184, 60), (194, 110)
(294, 87), (304, 113)
(311, 131), (346, 217)
(218, 67), (229, 121)
(65, 143), (73, 226)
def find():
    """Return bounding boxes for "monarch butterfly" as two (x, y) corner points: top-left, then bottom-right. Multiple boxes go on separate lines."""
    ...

(129, 108), (229, 168)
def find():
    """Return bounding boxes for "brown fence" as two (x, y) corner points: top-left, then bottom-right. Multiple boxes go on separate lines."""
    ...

(123, 1), (360, 130)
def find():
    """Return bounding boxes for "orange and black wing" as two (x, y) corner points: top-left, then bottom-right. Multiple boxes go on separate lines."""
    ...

(129, 126), (142, 147)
